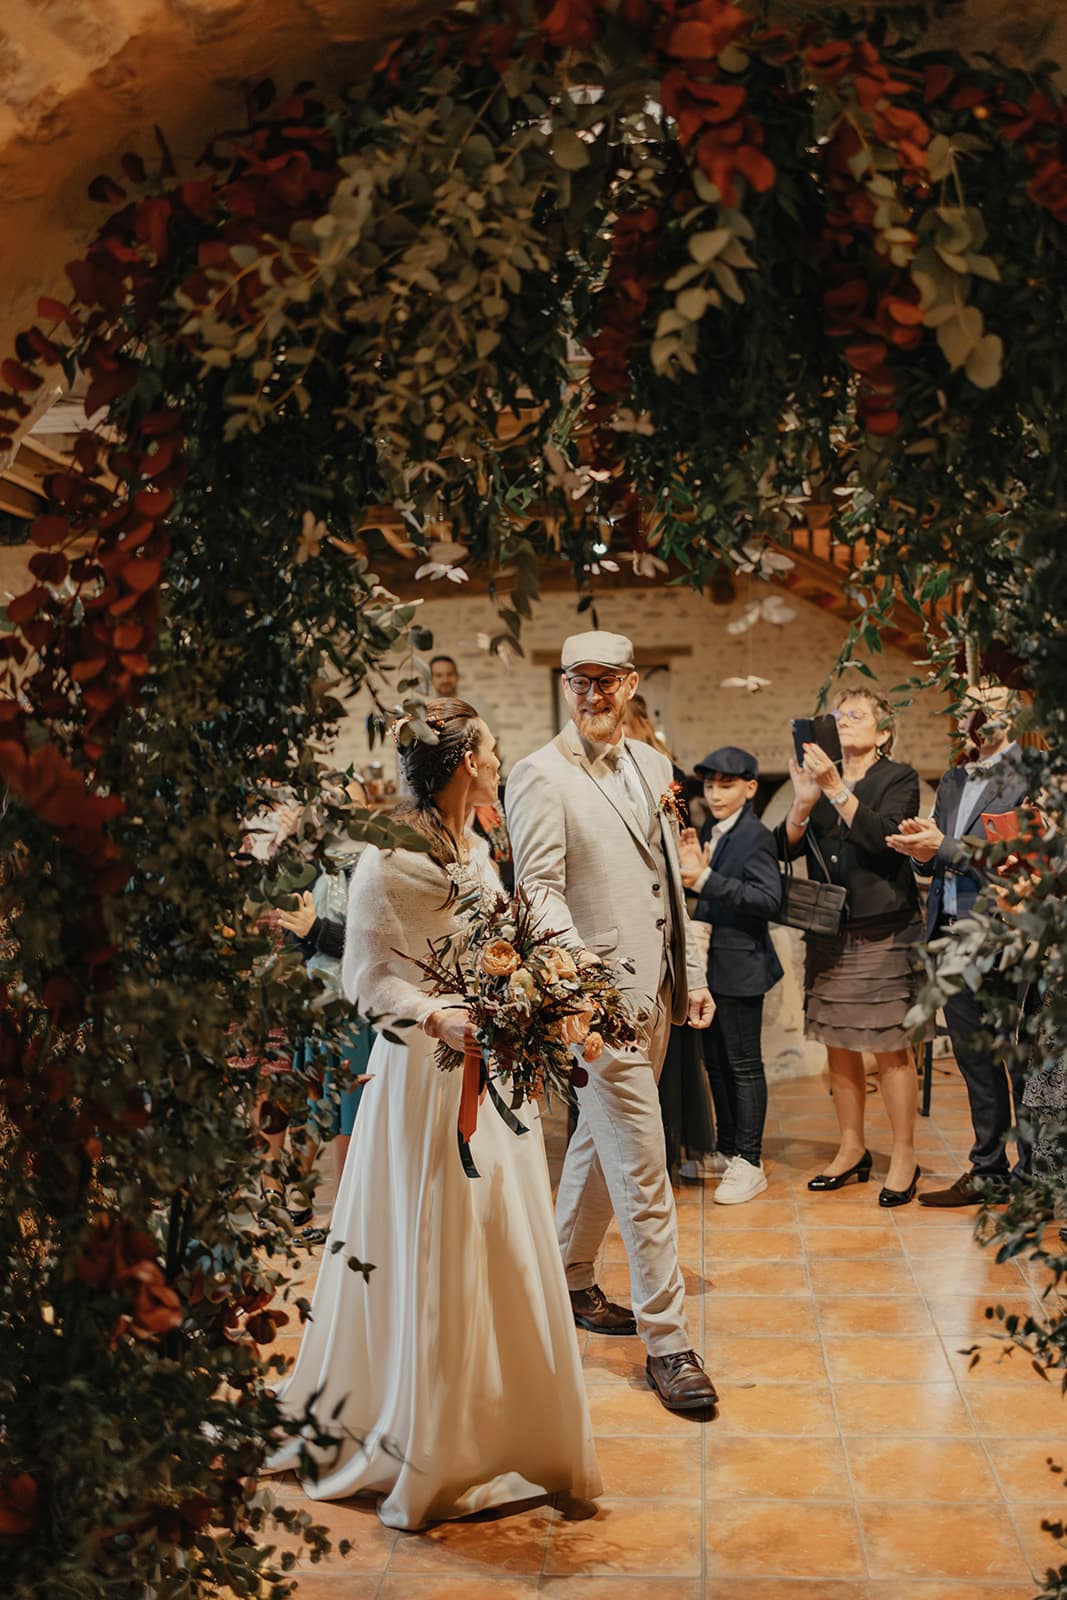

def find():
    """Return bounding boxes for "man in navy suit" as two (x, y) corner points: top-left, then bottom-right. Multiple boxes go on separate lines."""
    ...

(888, 683), (1030, 1205)
(679, 747), (782, 1205)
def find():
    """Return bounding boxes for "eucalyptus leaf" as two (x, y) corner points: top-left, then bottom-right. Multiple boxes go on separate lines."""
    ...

(552, 129), (590, 171)
(965, 332), (1004, 389)
(689, 228), (731, 264)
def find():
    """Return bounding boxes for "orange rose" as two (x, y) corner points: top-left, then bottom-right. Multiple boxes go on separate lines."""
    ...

(542, 945), (578, 982)
(480, 939), (521, 977)
(582, 1031), (605, 1062)
(558, 1001), (595, 1045)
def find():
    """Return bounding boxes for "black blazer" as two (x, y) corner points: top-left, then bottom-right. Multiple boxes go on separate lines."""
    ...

(781, 756), (920, 932)
(914, 750), (1029, 937)
(692, 802), (784, 997)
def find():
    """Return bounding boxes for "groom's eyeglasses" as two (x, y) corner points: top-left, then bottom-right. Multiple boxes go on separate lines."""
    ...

(564, 671), (628, 696)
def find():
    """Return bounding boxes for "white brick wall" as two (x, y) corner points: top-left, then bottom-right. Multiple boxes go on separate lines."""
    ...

(0, 547), (954, 785)
(333, 582), (953, 784)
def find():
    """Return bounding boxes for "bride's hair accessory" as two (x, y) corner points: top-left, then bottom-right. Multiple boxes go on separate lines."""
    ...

(389, 710), (449, 747)
(393, 698), (483, 888)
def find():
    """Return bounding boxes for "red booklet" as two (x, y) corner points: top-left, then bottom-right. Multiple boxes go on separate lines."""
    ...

(981, 808), (1044, 865)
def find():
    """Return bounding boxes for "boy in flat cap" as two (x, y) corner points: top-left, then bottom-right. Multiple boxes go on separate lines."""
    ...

(506, 631), (718, 1413)
(679, 747), (782, 1205)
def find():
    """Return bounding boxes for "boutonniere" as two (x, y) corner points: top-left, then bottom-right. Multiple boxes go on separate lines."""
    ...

(657, 783), (688, 828)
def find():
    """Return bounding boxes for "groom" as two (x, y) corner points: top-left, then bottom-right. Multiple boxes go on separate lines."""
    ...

(506, 631), (718, 1411)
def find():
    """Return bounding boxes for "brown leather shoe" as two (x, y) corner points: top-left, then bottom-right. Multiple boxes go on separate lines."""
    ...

(646, 1350), (718, 1411)
(918, 1171), (988, 1207)
(570, 1284), (637, 1336)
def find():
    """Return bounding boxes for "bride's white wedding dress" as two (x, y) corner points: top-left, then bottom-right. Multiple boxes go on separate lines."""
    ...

(269, 837), (601, 1530)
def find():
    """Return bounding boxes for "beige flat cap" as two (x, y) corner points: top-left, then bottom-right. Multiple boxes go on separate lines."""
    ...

(560, 630), (636, 672)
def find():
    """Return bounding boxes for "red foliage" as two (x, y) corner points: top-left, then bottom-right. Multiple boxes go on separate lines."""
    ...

(0, 94), (355, 1088)
(658, 0), (774, 209)
(993, 92), (1067, 223)
(540, 0), (597, 49)
(808, 34), (938, 438)
(76, 1213), (183, 1342)
(1, 359), (42, 393)
(0, 1473), (37, 1539)
(1027, 146), (1067, 222)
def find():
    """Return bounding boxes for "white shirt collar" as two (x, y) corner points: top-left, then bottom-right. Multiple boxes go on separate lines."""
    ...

(972, 739), (1018, 773)
(711, 806), (744, 837)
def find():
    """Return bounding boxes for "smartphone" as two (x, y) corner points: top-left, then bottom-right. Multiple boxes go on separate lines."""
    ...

(792, 714), (843, 768)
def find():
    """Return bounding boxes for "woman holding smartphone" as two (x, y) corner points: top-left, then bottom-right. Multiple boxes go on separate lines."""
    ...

(782, 688), (923, 1206)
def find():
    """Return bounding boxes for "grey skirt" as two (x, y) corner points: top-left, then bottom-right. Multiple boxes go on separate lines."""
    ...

(804, 916), (922, 1052)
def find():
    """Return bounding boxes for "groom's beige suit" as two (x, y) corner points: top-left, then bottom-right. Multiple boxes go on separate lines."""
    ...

(506, 720), (705, 1356)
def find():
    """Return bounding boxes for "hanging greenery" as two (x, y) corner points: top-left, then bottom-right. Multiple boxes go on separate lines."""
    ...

(0, 0), (1065, 1593)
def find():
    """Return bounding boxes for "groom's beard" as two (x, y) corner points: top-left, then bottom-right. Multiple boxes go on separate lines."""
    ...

(575, 705), (624, 742)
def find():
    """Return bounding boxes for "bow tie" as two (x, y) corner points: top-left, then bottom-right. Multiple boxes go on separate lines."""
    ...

(964, 762), (991, 780)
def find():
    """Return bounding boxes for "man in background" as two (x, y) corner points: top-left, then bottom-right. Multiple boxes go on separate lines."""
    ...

(888, 681), (1030, 1205)
(429, 654), (460, 697)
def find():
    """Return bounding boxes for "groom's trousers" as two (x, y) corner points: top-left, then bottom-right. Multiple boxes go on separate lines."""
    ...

(555, 978), (691, 1357)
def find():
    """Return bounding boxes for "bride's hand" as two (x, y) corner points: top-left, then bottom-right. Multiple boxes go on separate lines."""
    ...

(423, 1006), (478, 1054)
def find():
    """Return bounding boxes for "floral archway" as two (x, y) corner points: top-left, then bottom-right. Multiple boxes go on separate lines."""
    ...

(1, 0), (1065, 1592)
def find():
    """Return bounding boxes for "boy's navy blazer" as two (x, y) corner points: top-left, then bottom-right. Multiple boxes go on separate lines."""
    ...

(692, 801), (783, 998)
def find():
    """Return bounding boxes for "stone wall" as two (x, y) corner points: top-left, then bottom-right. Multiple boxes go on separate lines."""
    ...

(331, 580), (955, 785)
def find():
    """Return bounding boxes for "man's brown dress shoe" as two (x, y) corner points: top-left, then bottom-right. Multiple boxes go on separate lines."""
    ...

(918, 1171), (987, 1207)
(646, 1350), (718, 1411)
(569, 1284), (637, 1336)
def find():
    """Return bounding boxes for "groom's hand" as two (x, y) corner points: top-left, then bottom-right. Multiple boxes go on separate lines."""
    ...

(687, 987), (715, 1029)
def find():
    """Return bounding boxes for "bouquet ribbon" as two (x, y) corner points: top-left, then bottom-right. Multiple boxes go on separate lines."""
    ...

(458, 1044), (483, 1143)
(456, 1045), (529, 1179)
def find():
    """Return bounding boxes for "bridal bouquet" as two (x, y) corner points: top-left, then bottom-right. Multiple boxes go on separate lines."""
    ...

(406, 887), (642, 1174)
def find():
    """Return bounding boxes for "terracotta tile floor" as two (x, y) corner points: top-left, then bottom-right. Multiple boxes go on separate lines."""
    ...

(273, 1067), (1066, 1597)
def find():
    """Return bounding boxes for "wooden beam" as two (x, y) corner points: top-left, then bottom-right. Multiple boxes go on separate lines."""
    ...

(0, 482), (39, 519)
(2, 463), (48, 499)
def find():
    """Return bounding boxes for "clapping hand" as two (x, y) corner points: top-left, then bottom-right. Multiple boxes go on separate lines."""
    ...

(886, 816), (943, 863)
(678, 827), (711, 888)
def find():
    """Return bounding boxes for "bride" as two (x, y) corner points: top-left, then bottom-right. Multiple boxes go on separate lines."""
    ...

(269, 698), (602, 1530)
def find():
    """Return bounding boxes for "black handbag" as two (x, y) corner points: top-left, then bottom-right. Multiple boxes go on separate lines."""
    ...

(773, 829), (848, 938)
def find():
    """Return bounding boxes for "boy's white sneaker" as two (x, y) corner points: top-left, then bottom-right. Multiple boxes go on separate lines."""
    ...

(714, 1157), (768, 1205)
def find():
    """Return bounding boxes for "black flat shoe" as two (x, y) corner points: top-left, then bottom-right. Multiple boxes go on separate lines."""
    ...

(878, 1164), (921, 1208)
(807, 1150), (872, 1192)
